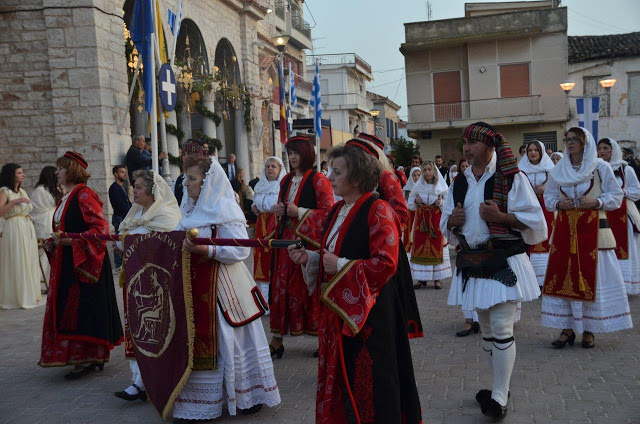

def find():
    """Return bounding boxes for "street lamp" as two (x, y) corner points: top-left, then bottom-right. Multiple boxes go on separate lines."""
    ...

(370, 109), (380, 137)
(271, 35), (290, 54)
(560, 81), (575, 96)
(599, 78), (616, 115)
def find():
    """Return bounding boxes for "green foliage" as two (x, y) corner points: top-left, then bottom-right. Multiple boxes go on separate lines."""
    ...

(168, 152), (182, 168)
(195, 131), (223, 152)
(390, 137), (420, 169)
(194, 101), (221, 127)
(242, 86), (252, 133)
(456, 138), (464, 153)
(165, 123), (185, 142)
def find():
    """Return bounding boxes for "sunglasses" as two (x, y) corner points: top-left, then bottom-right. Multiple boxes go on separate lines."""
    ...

(563, 137), (581, 144)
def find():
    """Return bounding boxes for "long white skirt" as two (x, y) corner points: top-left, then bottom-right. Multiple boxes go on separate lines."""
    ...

(541, 250), (633, 334)
(173, 307), (281, 420)
(409, 246), (452, 281)
(448, 253), (540, 311)
(530, 252), (549, 287)
(620, 221), (640, 295)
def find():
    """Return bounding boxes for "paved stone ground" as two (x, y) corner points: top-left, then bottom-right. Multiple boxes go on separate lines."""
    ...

(1, 251), (640, 424)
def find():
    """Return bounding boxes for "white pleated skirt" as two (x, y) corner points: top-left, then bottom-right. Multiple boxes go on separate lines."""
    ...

(409, 246), (452, 281)
(530, 252), (549, 287)
(541, 250), (633, 334)
(447, 253), (540, 311)
(620, 221), (640, 295)
(463, 304), (521, 322)
(173, 307), (281, 420)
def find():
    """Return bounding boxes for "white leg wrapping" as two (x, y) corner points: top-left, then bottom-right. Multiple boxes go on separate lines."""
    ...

(489, 302), (517, 407)
(475, 308), (494, 373)
(130, 359), (146, 391)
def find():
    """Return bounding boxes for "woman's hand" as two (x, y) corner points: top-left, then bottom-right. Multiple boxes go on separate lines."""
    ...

(556, 198), (574, 210)
(577, 196), (600, 210)
(251, 204), (259, 215)
(183, 237), (210, 256)
(534, 185), (545, 196)
(414, 195), (422, 206)
(435, 196), (442, 207)
(288, 243), (308, 265)
(275, 202), (285, 217)
(43, 238), (55, 252)
(323, 249), (339, 274)
(13, 198), (30, 206)
(286, 202), (299, 218)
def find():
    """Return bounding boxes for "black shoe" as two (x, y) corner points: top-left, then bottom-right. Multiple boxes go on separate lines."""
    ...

(270, 344), (284, 359)
(64, 363), (103, 380)
(240, 404), (263, 415)
(114, 384), (147, 402)
(312, 349), (319, 358)
(551, 331), (575, 349)
(413, 281), (426, 289)
(581, 331), (595, 348)
(481, 398), (508, 420)
(476, 389), (510, 405)
(456, 322), (480, 337)
(434, 280), (442, 289)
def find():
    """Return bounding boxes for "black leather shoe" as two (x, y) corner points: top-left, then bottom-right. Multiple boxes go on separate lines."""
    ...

(581, 331), (595, 348)
(64, 363), (103, 380)
(456, 322), (480, 337)
(114, 384), (147, 402)
(476, 389), (510, 405)
(551, 331), (575, 349)
(240, 404), (262, 415)
(481, 398), (508, 420)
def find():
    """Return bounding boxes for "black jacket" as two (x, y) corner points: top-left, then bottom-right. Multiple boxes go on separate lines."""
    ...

(125, 145), (151, 184)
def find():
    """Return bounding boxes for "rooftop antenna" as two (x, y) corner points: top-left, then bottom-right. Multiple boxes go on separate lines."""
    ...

(426, 1), (432, 20)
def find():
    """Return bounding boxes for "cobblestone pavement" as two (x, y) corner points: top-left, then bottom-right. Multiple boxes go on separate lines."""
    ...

(1, 252), (640, 424)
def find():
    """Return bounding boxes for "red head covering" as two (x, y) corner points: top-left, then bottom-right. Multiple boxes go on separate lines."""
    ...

(346, 138), (379, 159)
(64, 151), (88, 169)
(357, 132), (385, 151)
(285, 135), (316, 171)
(182, 139), (208, 157)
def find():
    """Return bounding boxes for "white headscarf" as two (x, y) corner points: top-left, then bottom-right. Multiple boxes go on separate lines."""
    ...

(403, 166), (422, 192)
(551, 152), (564, 162)
(448, 165), (458, 182)
(176, 158), (246, 230)
(599, 138), (627, 171)
(518, 140), (555, 174)
(119, 170), (182, 233)
(550, 127), (600, 186)
(253, 156), (286, 195)
(409, 164), (448, 200)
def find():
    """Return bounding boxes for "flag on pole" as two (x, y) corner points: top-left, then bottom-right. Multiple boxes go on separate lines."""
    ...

(277, 57), (288, 143)
(310, 62), (322, 138)
(168, 2), (182, 37)
(289, 62), (298, 107)
(576, 96), (600, 141)
(130, 0), (154, 114)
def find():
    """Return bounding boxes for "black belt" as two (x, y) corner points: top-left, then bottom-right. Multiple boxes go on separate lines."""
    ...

(599, 218), (610, 229)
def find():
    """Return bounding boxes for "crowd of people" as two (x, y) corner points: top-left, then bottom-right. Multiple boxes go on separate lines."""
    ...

(0, 124), (638, 422)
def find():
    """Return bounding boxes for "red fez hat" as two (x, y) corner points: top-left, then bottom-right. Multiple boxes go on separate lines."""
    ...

(64, 151), (88, 169)
(357, 133), (385, 151)
(346, 138), (379, 159)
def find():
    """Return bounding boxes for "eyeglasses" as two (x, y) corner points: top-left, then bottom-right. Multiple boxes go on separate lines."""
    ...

(563, 137), (581, 144)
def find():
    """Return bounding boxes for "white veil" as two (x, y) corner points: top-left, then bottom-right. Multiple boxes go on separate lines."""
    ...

(550, 127), (600, 186)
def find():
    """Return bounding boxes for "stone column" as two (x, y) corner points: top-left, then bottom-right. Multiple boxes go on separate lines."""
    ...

(201, 90), (217, 147)
(235, 107), (250, 177)
(179, 107), (192, 142)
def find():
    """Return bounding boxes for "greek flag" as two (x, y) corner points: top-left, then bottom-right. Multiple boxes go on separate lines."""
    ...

(576, 97), (600, 141)
(310, 63), (322, 138)
(289, 62), (298, 107)
(168, 0), (182, 36)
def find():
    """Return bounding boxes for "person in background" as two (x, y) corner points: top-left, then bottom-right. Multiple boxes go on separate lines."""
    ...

(406, 154), (422, 179)
(402, 166), (421, 253)
(435, 154), (449, 180)
(623, 147), (640, 210)
(546, 148), (554, 157)
(320, 160), (328, 175)
(30, 166), (63, 289)
(126, 135), (167, 184)
(448, 164), (458, 184)
(0, 163), (41, 309)
(172, 139), (208, 206)
(141, 139), (152, 170)
(550, 152), (563, 165)
(108, 165), (132, 270)
(222, 153), (238, 181)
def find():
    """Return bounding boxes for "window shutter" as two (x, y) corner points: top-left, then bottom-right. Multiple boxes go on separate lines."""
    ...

(500, 63), (530, 98)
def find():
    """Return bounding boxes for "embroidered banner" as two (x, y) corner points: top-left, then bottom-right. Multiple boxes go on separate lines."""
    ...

(123, 231), (193, 419)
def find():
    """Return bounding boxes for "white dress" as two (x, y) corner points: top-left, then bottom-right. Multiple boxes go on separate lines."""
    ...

(407, 190), (452, 281)
(525, 170), (552, 286)
(29, 186), (56, 286)
(172, 219), (280, 420)
(443, 154), (547, 312)
(541, 161), (633, 333)
(616, 166), (640, 295)
(0, 187), (42, 309)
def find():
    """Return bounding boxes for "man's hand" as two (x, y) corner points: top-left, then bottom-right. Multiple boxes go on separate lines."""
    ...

(323, 249), (339, 274)
(479, 200), (504, 223)
(448, 202), (465, 228)
(159, 152), (168, 160)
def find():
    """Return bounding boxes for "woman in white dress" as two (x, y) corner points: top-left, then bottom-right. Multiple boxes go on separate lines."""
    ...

(174, 155), (280, 419)
(597, 138), (640, 295)
(30, 166), (63, 288)
(542, 127), (632, 349)
(402, 166), (421, 252)
(550, 152), (563, 165)
(408, 161), (451, 289)
(0, 163), (41, 309)
(113, 170), (182, 402)
(518, 140), (555, 286)
(251, 157), (286, 308)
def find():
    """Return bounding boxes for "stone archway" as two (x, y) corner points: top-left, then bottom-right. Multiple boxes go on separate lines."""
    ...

(214, 38), (243, 163)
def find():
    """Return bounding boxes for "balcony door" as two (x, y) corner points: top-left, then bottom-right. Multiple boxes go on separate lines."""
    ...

(433, 71), (461, 121)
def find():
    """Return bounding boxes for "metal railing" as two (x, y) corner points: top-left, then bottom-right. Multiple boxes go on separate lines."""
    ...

(322, 92), (371, 110)
(306, 53), (372, 76)
(408, 95), (542, 124)
(292, 12), (311, 39)
(274, 0), (285, 19)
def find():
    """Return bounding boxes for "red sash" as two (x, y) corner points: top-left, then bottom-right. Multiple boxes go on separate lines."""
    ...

(543, 209), (598, 301)
(606, 201), (629, 260)
(410, 205), (444, 265)
(253, 212), (276, 282)
(529, 194), (555, 254)
(191, 254), (220, 370)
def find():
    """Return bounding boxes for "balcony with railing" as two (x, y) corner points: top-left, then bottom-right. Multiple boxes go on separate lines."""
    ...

(408, 95), (543, 128)
(323, 92), (372, 113)
(306, 53), (372, 79)
(292, 12), (311, 39)
(274, 0), (285, 19)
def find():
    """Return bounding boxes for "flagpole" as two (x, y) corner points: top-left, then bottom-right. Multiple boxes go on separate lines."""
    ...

(150, 0), (170, 179)
(119, 59), (141, 133)
(169, 0), (182, 67)
(150, 32), (159, 173)
(315, 59), (320, 172)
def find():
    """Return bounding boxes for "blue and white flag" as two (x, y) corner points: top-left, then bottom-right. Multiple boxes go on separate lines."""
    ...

(310, 63), (322, 138)
(576, 96), (600, 141)
(289, 62), (298, 107)
(168, 0), (182, 36)
(130, 0), (154, 114)
(286, 105), (293, 134)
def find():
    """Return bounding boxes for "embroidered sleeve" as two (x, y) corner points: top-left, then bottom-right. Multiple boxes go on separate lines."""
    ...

(380, 171), (409, 226)
(321, 201), (399, 337)
(74, 188), (109, 283)
(295, 173), (335, 248)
